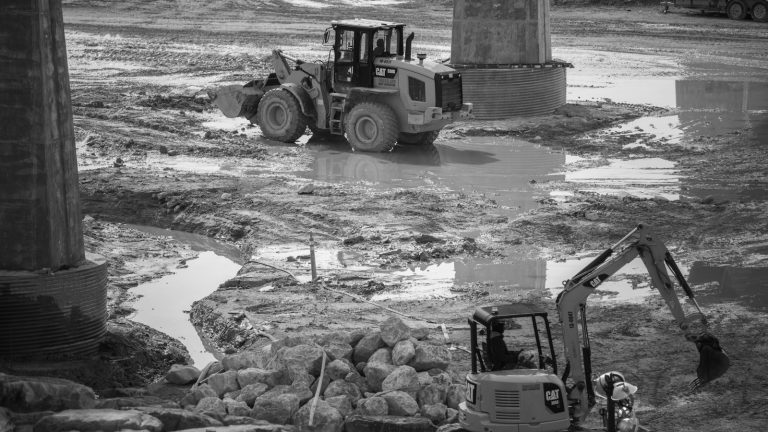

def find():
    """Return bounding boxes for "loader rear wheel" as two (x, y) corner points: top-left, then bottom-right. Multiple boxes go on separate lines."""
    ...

(752, 1), (768, 21)
(345, 102), (398, 152)
(256, 88), (307, 142)
(398, 129), (441, 146)
(726, 0), (747, 19)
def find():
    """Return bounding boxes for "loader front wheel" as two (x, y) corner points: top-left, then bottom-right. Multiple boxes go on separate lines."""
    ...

(726, 0), (747, 19)
(256, 88), (307, 142)
(398, 129), (441, 146)
(752, 1), (768, 22)
(345, 102), (398, 152)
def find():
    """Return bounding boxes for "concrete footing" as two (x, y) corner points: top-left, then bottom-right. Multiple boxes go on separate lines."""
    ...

(0, 253), (108, 360)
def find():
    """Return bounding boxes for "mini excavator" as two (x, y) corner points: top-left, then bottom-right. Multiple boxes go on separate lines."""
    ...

(459, 224), (730, 432)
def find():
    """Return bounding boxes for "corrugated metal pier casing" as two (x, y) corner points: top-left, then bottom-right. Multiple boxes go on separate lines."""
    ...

(455, 65), (567, 119)
(0, 254), (108, 360)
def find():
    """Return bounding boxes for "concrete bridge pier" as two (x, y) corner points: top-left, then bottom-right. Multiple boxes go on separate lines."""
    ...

(0, 0), (107, 360)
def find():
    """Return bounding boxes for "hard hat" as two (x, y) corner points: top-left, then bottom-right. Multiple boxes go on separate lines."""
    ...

(596, 371), (625, 391)
(611, 382), (638, 401)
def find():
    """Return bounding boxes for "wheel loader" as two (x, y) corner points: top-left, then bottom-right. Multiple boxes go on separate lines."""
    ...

(459, 224), (731, 432)
(209, 19), (473, 152)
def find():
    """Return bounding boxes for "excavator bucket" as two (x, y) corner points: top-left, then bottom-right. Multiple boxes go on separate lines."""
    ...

(208, 80), (266, 119)
(691, 333), (730, 390)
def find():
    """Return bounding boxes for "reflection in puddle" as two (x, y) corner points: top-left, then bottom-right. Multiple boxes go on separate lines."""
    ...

(256, 244), (655, 303)
(132, 251), (240, 366)
(609, 115), (683, 148)
(568, 78), (768, 202)
(688, 262), (768, 309)
(371, 254), (653, 303)
(564, 157), (680, 201)
(306, 137), (565, 216)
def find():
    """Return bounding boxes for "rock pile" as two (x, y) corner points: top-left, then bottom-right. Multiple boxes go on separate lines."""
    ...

(0, 316), (467, 432)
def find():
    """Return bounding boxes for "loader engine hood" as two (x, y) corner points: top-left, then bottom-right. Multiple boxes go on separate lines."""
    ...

(376, 57), (457, 78)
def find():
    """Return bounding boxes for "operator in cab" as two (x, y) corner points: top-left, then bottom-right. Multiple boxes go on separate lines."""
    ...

(489, 321), (521, 371)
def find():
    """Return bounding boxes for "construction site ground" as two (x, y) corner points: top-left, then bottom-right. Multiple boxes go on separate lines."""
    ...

(61, 1), (767, 431)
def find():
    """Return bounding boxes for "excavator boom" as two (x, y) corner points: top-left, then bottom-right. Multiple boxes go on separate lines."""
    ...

(556, 224), (730, 422)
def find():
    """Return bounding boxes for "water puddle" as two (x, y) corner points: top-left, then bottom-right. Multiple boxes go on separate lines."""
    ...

(128, 226), (241, 366)
(304, 136), (565, 216)
(564, 157), (680, 201)
(687, 262), (768, 309)
(255, 243), (656, 303)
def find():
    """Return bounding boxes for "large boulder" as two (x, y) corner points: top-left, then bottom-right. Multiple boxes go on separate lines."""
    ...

(95, 395), (177, 410)
(392, 340), (416, 366)
(353, 332), (385, 363)
(310, 373), (331, 395)
(166, 364), (201, 385)
(194, 396), (227, 419)
(259, 384), (313, 405)
(326, 359), (352, 381)
(221, 349), (271, 371)
(0, 374), (96, 412)
(237, 368), (288, 388)
(292, 399), (344, 432)
(367, 348), (393, 365)
(344, 370), (371, 394)
(323, 379), (362, 405)
(322, 341), (354, 361)
(276, 344), (325, 377)
(408, 344), (450, 372)
(251, 393), (300, 424)
(381, 366), (420, 398)
(319, 331), (352, 346)
(421, 403), (447, 425)
(356, 396), (388, 416)
(133, 406), (222, 431)
(270, 336), (315, 356)
(32, 409), (162, 432)
(411, 327), (431, 341)
(207, 370), (240, 397)
(363, 362), (396, 392)
(380, 317), (411, 347)
(324, 395), (353, 418)
(417, 383), (448, 407)
(235, 383), (269, 407)
(381, 391), (419, 416)
(222, 398), (251, 417)
(445, 384), (465, 409)
(179, 384), (218, 408)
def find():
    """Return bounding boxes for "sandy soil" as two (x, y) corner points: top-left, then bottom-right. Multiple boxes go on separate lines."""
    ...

(60, 1), (768, 431)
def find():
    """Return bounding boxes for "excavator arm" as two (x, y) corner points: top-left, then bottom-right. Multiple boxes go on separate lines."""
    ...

(556, 224), (730, 422)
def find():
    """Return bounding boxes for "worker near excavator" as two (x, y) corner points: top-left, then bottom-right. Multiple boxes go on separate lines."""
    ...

(595, 371), (640, 432)
(489, 321), (522, 370)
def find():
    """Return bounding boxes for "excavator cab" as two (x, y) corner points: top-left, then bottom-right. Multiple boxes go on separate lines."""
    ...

(461, 303), (571, 432)
(468, 303), (560, 374)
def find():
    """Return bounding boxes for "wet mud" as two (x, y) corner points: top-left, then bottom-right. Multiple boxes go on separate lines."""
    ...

(61, 1), (768, 431)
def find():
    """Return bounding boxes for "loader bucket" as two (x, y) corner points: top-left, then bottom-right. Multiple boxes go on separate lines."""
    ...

(209, 83), (265, 119)
(692, 333), (730, 389)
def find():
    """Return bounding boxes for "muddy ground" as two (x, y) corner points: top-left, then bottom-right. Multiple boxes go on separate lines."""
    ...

(59, 1), (768, 431)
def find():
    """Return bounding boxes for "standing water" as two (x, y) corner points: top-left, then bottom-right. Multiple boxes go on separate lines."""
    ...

(128, 225), (242, 366)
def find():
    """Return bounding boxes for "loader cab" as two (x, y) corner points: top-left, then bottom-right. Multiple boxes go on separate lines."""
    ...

(468, 303), (559, 375)
(330, 19), (405, 91)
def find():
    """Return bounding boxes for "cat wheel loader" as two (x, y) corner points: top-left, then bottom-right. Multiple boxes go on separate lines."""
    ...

(459, 224), (730, 432)
(209, 19), (473, 152)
